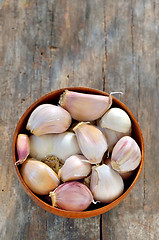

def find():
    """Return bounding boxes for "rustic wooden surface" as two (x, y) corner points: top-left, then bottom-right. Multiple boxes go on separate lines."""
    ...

(0, 0), (158, 239)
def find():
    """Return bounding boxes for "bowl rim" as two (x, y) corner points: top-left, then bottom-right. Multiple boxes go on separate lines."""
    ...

(12, 87), (144, 218)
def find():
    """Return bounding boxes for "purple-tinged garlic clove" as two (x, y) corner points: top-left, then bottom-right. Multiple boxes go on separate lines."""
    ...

(26, 104), (72, 136)
(111, 136), (141, 173)
(73, 122), (108, 164)
(58, 154), (91, 182)
(90, 164), (124, 203)
(59, 90), (112, 121)
(21, 158), (60, 195)
(99, 108), (131, 133)
(49, 181), (94, 211)
(16, 134), (30, 165)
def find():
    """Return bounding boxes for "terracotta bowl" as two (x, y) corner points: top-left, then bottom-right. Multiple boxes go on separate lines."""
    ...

(12, 87), (144, 218)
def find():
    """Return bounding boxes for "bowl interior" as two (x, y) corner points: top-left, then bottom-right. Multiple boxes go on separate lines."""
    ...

(12, 87), (144, 218)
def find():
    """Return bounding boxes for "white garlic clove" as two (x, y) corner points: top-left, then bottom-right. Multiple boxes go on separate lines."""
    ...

(73, 122), (108, 164)
(111, 136), (141, 173)
(21, 158), (60, 195)
(99, 108), (131, 133)
(90, 164), (124, 203)
(16, 134), (30, 165)
(49, 181), (94, 211)
(30, 134), (53, 160)
(97, 122), (131, 153)
(29, 132), (81, 161)
(50, 132), (81, 161)
(26, 104), (72, 136)
(58, 154), (92, 182)
(59, 90), (112, 121)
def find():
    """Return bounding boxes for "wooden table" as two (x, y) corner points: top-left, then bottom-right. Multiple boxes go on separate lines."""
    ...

(0, 0), (158, 239)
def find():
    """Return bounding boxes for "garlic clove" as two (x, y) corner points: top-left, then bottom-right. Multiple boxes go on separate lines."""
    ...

(29, 132), (81, 161)
(97, 122), (131, 153)
(15, 134), (30, 165)
(103, 157), (134, 180)
(49, 181), (94, 211)
(59, 90), (112, 121)
(99, 108), (131, 133)
(90, 164), (124, 203)
(21, 158), (60, 195)
(111, 136), (141, 173)
(50, 132), (81, 161)
(30, 134), (53, 160)
(58, 154), (92, 182)
(26, 104), (72, 136)
(69, 120), (96, 132)
(73, 122), (108, 164)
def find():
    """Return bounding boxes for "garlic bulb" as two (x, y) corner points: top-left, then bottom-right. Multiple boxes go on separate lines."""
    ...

(21, 158), (60, 195)
(58, 155), (91, 182)
(16, 134), (30, 165)
(111, 136), (141, 173)
(73, 122), (108, 164)
(59, 90), (112, 121)
(90, 164), (124, 203)
(97, 123), (131, 153)
(26, 104), (72, 136)
(99, 108), (131, 133)
(49, 181), (94, 211)
(30, 134), (53, 160)
(29, 132), (81, 161)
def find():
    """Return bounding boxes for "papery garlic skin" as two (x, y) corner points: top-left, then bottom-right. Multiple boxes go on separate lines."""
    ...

(21, 158), (60, 195)
(29, 132), (81, 161)
(97, 123), (131, 153)
(90, 164), (124, 203)
(59, 90), (112, 121)
(16, 134), (30, 165)
(58, 155), (91, 182)
(26, 104), (72, 136)
(49, 181), (94, 211)
(73, 122), (108, 164)
(99, 108), (131, 133)
(111, 136), (141, 173)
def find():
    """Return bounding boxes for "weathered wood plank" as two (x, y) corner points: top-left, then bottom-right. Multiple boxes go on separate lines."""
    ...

(102, 0), (159, 239)
(0, 0), (158, 239)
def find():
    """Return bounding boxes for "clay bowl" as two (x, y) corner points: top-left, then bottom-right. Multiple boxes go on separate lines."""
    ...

(12, 87), (144, 218)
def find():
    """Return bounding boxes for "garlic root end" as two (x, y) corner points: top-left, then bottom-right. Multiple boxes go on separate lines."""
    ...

(49, 191), (56, 208)
(73, 122), (85, 132)
(59, 90), (68, 107)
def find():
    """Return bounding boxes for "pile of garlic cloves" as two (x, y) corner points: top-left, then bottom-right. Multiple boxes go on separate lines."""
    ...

(16, 90), (141, 212)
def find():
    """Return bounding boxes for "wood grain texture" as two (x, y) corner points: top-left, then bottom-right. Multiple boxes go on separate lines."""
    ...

(0, 0), (158, 239)
(102, 0), (159, 239)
